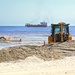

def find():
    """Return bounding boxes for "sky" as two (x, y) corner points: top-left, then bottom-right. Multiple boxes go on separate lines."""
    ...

(0, 0), (75, 26)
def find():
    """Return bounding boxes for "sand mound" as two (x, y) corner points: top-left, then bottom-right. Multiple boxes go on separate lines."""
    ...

(0, 45), (62, 62)
(25, 55), (44, 62)
(0, 40), (75, 62)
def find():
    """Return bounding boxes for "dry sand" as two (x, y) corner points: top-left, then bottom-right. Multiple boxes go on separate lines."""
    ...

(0, 40), (75, 75)
(0, 56), (75, 75)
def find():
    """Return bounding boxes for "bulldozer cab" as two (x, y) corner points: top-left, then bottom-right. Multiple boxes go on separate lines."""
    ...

(48, 22), (72, 43)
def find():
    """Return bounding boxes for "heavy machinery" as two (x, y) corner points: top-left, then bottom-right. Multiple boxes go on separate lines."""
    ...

(48, 22), (72, 43)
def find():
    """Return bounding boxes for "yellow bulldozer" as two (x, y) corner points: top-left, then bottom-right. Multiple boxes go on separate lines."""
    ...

(48, 22), (72, 43)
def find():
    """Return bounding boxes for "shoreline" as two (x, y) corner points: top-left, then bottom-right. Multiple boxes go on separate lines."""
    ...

(0, 36), (75, 50)
(0, 37), (48, 50)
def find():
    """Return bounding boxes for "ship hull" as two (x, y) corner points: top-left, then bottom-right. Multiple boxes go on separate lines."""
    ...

(25, 21), (47, 27)
(26, 25), (47, 27)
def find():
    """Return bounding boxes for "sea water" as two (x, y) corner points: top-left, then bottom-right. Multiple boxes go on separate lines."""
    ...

(0, 26), (75, 49)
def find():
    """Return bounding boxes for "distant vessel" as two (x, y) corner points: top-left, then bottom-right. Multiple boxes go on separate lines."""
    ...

(25, 22), (47, 27)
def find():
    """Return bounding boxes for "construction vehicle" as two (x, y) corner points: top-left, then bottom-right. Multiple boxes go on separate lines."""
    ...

(0, 37), (22, 42)
(48, 22), (72, 43)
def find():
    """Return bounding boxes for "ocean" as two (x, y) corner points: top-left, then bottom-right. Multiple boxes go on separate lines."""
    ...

(0, 26), (75, 48)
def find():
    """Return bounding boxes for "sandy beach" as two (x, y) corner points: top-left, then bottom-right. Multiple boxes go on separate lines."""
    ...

(0, 0), (75, 74)
(0, 56), (75, 75)
(0, 40), (75, 75)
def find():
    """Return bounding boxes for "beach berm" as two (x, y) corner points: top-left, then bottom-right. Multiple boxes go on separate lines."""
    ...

(0, 40), (75, 62)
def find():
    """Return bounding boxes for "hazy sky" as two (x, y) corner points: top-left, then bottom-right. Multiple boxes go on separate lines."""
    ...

(0, 0), (75, 26)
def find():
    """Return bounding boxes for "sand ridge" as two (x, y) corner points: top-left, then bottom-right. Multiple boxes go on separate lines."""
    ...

(0, 40), (75, 62)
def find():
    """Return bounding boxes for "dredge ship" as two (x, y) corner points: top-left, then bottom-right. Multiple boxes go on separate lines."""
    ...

(25, 21), (47, 27)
